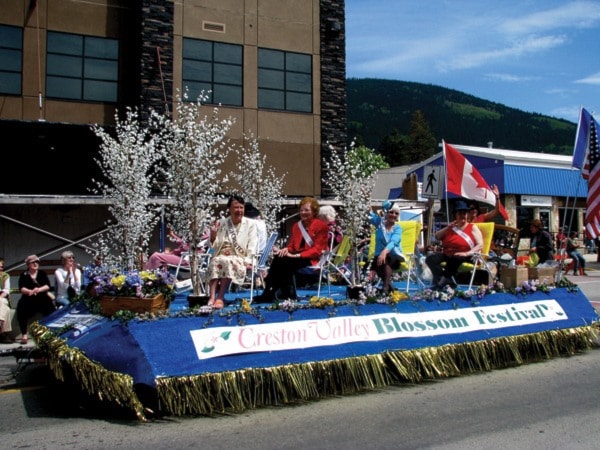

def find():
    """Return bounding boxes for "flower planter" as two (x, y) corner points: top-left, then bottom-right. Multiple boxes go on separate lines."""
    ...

(187, 294), (210, 308)
(100, 293), (168, 316)
(347, 285), (366, 300)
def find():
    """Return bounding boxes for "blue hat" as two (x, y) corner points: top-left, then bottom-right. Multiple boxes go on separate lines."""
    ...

(453, 200), (470, 212)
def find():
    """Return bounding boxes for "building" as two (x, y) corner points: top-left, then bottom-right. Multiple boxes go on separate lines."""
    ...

(0, 0), (346, 269)
(403, 144), (588, 238)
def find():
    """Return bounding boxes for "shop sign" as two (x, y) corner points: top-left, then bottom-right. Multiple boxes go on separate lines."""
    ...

(521, 195), (552, 206)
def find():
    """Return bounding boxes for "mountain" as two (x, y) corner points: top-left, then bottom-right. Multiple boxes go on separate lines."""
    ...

(346, 78), (576, 156)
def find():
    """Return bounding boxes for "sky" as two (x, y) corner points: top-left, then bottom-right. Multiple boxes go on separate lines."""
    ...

(345, 0), (600, 123)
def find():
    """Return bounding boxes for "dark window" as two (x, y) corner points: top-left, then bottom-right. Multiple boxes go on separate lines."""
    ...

(0, 25), (23, 95)
(258, 48), (312, 113)
(46, 31), (118, 102)
(182, 38), (242, 106)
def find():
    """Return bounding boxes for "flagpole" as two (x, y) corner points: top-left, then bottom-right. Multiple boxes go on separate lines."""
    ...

(442, 140), (450, 224)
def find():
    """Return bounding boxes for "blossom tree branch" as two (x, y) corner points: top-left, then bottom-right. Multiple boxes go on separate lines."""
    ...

(162, 91), (236, 296)
(229, 133), (287, 234)
(91, 107), (169, 269)
(323, 144), (389, 285)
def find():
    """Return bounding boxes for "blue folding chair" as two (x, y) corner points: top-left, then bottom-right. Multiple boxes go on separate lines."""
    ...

(250, 232), (278, 302)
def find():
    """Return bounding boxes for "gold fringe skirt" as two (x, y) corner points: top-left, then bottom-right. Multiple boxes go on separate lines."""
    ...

(31, 322), (600, 421)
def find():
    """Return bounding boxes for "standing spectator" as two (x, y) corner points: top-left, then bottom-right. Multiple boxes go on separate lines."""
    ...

(17, 255), (56, 345)
(567, 231), (587, 276)
(556, 228), (567, 253)
(528, 219), (555, 265)
(0, 257), (13, 343)
(584, 228), (596, 254)
(54, 250), (82, 308)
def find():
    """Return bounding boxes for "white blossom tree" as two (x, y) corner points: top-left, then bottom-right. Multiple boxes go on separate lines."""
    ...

(91, 108), (168, 269)
(162, 92), (235, 297)
(323, 144), (389, 286)
(229, 134), (287, 233)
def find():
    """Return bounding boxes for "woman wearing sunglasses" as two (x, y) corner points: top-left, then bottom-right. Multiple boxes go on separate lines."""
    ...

(16, 255), (56, 344)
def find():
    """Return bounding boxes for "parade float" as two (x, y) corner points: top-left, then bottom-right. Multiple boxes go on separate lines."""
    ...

(30, 276), (600, 421)
(27, 97), (599, 421)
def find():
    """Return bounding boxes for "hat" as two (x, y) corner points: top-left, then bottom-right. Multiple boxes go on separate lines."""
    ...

(244, 202), (261, 218)
(25, 254), (39, 264)
(453, 200), (470, 213)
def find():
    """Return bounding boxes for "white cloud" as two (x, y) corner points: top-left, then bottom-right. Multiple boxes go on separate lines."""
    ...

(500, 1), (600, 35)
(485, 73), (539, 82)
(574, 72), (600, 84)
(548, 106), (583, 122)
(438, 34), (566, 71)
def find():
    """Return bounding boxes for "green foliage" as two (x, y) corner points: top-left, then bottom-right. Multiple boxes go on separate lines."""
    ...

(347, 78), (577, 156)
(347, 145), (389, 176)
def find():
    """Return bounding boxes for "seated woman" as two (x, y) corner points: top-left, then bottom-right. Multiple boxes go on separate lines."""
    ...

(425, 200), (483, 289)
(206, 195), (258, 308)
(0, 257), (13, 343)
(17, 255), (56, 345)
(566, 231), (587, 276)
(369, 202), (404, 294)
(318, 205), (343, 249)
(54, 250), (82, 308)
(254, 197), (329, 302)
(145, 228), (191, 271)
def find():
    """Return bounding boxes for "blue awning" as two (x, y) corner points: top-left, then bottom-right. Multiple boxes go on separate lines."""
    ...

(504, 166), (587, 197)
(388, 187), (402, 199)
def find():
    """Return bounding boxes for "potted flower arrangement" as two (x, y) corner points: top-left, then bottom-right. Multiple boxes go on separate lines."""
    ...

(89, 267), (175, 316)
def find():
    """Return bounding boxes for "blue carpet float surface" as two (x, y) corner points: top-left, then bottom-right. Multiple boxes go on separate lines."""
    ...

(32, 282), (600, 420)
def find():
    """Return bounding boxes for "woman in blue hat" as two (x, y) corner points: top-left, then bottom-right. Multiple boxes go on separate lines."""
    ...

(426, 200), (483, 288)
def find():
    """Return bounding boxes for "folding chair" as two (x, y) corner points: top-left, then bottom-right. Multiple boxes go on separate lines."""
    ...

(367, 221), (424, 292)
(317, 235), (353, 297)
(173, 247), (212, 294)
(397, 220), (425, 292)
(455, 222), (495, 290)
(249, 232), (278, 302)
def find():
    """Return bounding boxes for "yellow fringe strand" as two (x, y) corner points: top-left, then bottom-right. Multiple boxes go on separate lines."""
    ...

(30, 323), (149, 422)
(30, 322), (599, 420)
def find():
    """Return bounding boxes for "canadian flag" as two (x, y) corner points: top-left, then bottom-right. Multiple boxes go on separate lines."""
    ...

(444, 141), (508, 220)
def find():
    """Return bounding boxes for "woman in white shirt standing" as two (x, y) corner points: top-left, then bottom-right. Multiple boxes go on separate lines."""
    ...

(54, 250), (82, 308)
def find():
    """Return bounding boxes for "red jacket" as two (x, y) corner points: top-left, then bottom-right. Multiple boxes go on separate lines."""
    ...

(286, 218), (329, 265)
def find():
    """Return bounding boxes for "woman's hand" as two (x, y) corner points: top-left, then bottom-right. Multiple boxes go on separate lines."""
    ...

(377, 249), (388, 266)
(209, 220), (220, 241)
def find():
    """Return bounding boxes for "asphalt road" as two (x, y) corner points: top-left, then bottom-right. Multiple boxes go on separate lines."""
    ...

(0, 260), (599, 449)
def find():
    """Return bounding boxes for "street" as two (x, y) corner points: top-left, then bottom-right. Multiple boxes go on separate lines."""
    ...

(1, 262), (599, 449)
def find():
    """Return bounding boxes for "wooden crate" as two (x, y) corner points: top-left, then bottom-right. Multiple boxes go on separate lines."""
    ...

(100, 293), (168, 316)
(499, 266), (528, 289)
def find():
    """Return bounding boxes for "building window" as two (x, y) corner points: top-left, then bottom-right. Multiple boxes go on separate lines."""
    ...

(46, 31), (118, 102)
(258, 48), (312, 113)
(0, 25), (23, 95)
(182, 38), (243, 106)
